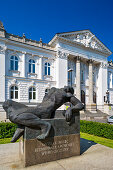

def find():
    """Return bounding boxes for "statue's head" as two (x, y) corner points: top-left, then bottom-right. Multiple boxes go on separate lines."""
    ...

(64, 86), (74, 95)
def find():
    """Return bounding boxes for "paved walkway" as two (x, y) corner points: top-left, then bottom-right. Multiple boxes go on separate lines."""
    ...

(0, 138), (113, 170)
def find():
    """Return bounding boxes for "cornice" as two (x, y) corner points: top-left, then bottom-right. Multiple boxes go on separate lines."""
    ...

(5, 76), (56, 83)
(0, 37), (56, 55)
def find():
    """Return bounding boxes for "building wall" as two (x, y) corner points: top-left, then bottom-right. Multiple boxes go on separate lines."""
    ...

(0, 28), (112, 118)
(108, 66), (113, 104)
(3, 43), (57, 104)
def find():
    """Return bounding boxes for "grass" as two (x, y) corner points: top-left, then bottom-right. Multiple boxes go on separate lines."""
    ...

(0, 138), (19, 144)
(80, 132), (113, 149)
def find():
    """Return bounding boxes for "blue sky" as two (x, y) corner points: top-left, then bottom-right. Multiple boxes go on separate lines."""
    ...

(0, 0), (113, 60)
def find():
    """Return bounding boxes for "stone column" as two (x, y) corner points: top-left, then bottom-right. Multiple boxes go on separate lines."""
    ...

(86, 59), (97, 112)
(0, 46), (6, 102)
(76, 56), (81, 100)
(22, 52), (26, 77)
(39, 57), (43, 80)
(56, 51), (68, 88)
(88, 59), (93, 104)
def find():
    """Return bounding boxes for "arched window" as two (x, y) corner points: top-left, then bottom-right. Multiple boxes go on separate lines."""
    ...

(29, 59), (35, 73)
(45, 62), (50, 75)
(10, 56), (18, 71)
(10, 86), (18, 99)
(29, 87), (36, 100)
(45, 89), (50, 96)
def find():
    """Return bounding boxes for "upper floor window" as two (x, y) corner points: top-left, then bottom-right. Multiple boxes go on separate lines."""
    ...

(29, 59), (35, 73)
(108, 71), (112, 89)
(29, 87), (36, 100)
(10, 56), (18, 71)
(81, 70), (84, 83)
(45, 62), (50, 75)
(10, 86), (18, 99)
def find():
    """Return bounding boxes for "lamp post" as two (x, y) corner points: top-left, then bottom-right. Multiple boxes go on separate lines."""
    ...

(106, 89), (109, 104)
(68, 68), (73, 87)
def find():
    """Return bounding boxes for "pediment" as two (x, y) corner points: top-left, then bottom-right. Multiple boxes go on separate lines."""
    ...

(50, 30), (112, 55)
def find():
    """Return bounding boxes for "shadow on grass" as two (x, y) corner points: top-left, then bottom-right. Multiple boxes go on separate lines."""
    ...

(80, 138), (97, 155)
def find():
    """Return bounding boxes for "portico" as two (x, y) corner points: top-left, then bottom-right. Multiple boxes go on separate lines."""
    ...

(49, 30), (111, 113)
(67, 54), (100, 112)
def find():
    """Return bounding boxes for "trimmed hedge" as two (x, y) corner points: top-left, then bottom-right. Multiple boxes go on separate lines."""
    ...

(0, 122), (17, 139)
(0, 121), (113, 140)
(80, 120), (113, 140)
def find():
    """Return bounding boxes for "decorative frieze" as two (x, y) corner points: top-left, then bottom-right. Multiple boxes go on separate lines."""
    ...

(57, 51), (68, 60)
(0, 46), (7, 54)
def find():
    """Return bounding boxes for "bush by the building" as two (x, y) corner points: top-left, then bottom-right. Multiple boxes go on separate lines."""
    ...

(0, 121), (113, 140)
(80, 120), (113, 140)
(0, 122), (17, 139)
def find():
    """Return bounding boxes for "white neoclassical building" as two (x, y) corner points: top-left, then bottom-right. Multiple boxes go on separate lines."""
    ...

(0, 21), (113, 119)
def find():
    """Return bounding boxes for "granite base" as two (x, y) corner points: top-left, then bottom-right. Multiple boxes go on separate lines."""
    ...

(19, 114), (80, 167)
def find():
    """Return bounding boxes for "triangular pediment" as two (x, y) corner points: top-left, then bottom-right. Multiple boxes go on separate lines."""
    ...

(49, 30), (112, 55)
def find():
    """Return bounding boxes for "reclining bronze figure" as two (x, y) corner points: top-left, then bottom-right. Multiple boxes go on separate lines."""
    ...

(3, 86), (84, 142)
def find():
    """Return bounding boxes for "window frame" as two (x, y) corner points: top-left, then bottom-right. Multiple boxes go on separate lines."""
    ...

(10, 56), (18, 71)
(29, 59), (35, 73)
(29, 87), (36, 100)
(10, 85), (18, 99)
(45, 62), (51, 76)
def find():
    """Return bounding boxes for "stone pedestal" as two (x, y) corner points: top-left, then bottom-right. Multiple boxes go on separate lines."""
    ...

(19, 113), (80, 167)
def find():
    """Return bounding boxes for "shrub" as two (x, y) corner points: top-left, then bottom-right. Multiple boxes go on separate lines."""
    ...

(0, 122), (17, 139)
(80, 120), (113, 140)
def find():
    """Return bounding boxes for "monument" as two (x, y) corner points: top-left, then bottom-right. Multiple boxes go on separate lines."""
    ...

(3, 86), (84, 167)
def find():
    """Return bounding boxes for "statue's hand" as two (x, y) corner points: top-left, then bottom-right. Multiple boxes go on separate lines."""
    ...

(65, 108), (72, 122)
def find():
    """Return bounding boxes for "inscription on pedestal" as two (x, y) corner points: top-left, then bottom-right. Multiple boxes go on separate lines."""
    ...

(35, 139), (73, 156)
(24, 134), (80, 167)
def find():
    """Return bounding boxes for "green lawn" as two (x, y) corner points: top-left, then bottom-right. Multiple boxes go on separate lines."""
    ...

(0, 138), (19, 144)
(80, 132), (113, 149)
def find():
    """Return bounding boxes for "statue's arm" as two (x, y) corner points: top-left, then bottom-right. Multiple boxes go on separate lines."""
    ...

(65, 96), (84, 122)
(70, 96), (84, 111)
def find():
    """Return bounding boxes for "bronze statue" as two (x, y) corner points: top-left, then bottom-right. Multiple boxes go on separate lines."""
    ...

(3, 86), (84, 142)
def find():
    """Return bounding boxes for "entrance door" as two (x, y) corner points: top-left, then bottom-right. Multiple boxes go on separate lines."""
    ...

(93, 91), (96, 104)
(81, 90), (85, 104)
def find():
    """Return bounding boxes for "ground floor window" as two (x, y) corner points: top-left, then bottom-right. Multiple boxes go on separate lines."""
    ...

(45, 88), (50, 96)
(10, 86), (18, 99)
(29, 87), (36, 100)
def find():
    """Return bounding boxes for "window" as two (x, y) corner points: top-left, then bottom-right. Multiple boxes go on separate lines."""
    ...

(81, 70), (84, 83)
(10, 56), (18, 71)
(45, 89), (50, 96)
(29, 59), (35, 73)
(29, 87), (36, 100)
(10, 86), (18, 99)
(45, 62), (50, 75)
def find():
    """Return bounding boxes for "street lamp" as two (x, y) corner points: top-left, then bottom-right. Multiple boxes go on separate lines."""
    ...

(68, 68), (73, 87)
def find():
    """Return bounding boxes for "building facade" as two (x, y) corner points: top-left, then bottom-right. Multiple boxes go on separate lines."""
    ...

(0, 21), (113, 119)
